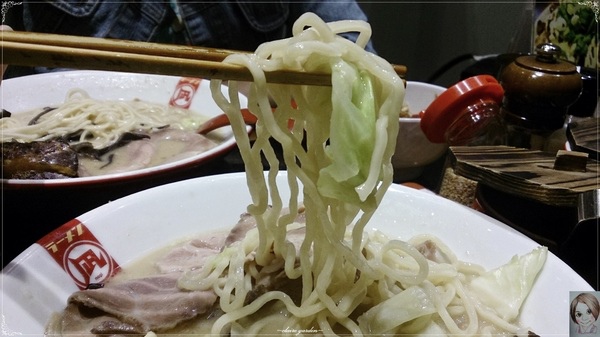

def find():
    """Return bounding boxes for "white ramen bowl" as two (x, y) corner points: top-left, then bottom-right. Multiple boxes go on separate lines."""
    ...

(1, 70), (247, 187)
(0, 172), (593, 335)
(392, 81), (448, 181)
(1, 71), (249, 263)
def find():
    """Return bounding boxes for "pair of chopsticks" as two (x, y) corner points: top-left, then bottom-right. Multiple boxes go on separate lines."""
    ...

(1, 31), (407, 86)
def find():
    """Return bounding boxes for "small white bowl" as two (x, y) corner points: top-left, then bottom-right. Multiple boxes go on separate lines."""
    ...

(392, 82), (448, 181)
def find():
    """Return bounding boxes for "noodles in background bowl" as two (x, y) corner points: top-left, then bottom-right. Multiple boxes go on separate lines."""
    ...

(1, 88), (220, 177)
(45, 13), (547, 336)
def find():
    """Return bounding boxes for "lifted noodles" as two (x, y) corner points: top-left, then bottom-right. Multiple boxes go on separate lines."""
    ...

(45, 12), (547, 337)
(186, 12), (543, 336)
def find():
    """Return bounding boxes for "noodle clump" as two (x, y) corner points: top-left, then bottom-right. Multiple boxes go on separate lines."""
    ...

(175, 12), (546, 336)
(1, 89), (205, 150)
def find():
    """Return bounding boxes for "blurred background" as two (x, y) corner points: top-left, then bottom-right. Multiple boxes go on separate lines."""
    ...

(360, 1), (531, 87)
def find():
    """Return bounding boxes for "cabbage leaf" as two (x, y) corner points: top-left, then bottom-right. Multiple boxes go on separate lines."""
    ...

(317, 60), (377, 205)
(357, 285), (436, 334)
(468, 246), (548, 321)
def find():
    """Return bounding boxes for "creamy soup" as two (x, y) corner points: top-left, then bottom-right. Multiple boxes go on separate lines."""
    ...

(1, 89), (223, 178)
(77, 128), (219, 176)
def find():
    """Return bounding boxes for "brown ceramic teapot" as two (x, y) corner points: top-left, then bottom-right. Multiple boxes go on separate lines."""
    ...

(499, 43), (583, 149)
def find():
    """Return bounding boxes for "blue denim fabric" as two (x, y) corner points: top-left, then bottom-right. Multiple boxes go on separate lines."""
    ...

(5, 0), (373, 77)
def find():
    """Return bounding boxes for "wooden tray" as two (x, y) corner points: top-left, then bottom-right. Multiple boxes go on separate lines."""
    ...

(449, 146), (599, 207)
(567, 117), (599, 160)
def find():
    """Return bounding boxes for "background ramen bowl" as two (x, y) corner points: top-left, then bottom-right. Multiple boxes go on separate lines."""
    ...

(1, 71), (248, 264)
(392, 81), (448, 181)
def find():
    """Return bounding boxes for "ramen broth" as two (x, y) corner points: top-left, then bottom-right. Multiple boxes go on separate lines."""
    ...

(78, 128), (219, 176)
(1, 101), (222, 177)
(88, 232), (217, 335)
(99, 230), (342, 336)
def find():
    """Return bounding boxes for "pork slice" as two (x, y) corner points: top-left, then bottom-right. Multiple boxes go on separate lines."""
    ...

(223, 212), (257, 248)
(242, 225), (307, 306)
(223, 205), (306, 248)
(150, 128), (219, 163)
(48, 209), (308, 336)
(48, 233), (225, 336)
(62, 273), (217, 334)
(155, 233), (226, 273)
(46, 304), (135, 337)
(111, 139), (155, 173)
(415, 240), (452, 264)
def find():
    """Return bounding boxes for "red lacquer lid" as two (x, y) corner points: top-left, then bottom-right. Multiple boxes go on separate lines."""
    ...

(420, 75), (504, 143)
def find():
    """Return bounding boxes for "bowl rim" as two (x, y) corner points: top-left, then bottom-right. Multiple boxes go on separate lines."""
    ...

(1, 71), (248, 189)
(399, 81), (446, 122)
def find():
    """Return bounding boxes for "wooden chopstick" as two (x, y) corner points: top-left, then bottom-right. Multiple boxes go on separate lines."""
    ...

(1, 31), (407, 86)
(2, 30), (237, 62)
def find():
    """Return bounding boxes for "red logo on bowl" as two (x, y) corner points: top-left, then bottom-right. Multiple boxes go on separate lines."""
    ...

(38, 219), (120, 290)
(169, 77), (201, 109)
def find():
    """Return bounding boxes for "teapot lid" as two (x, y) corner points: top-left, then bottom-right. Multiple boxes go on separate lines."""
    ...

(515, 43), (578, 74)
